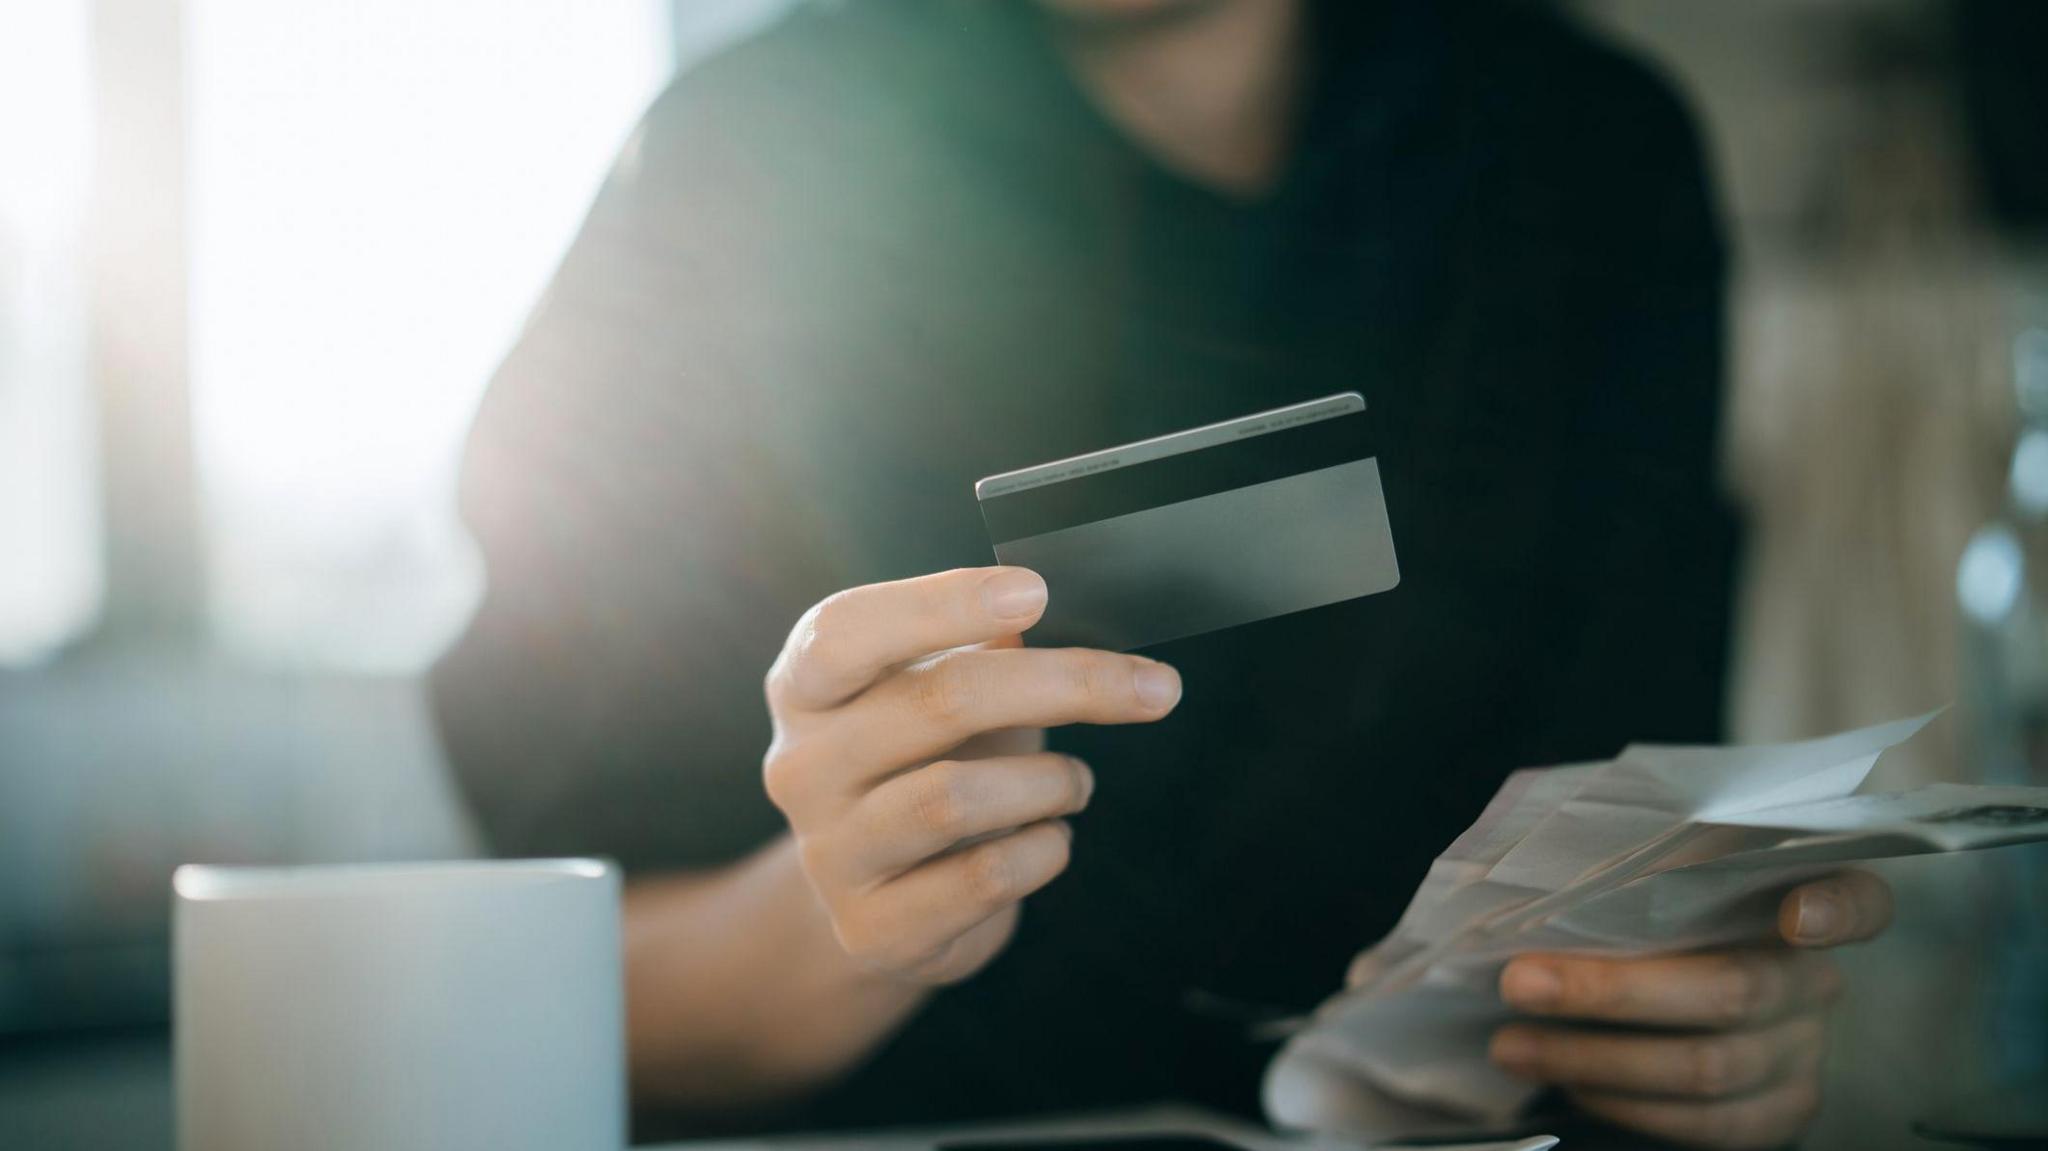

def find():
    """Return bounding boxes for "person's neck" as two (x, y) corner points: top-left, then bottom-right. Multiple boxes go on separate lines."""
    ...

(1051, 0), (1307, 199)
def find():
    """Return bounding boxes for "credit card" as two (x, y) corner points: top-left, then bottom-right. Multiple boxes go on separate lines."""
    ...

(975, 392), (1399, 651)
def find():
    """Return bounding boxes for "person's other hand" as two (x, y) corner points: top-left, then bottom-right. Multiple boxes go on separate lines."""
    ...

(762, 566), (1181, 986)
(1490, 871), (1893, 1150)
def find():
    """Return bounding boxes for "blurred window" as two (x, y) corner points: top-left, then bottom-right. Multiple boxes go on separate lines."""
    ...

(8, 0), (801, 673)
(0, 2), (101, 665)
(186, 1), (677, 671)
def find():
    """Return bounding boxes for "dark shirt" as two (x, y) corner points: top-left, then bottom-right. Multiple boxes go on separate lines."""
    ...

(430, 0), (1738, 1132)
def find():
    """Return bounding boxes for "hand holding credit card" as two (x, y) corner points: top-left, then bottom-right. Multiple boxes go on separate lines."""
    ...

(976, 393), (1401, 650)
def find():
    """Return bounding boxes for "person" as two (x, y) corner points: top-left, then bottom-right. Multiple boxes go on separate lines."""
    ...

(430, 1), (1894, 1147)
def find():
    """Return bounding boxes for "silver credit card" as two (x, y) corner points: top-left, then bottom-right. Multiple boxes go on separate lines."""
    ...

(975, 392), (1400, 651)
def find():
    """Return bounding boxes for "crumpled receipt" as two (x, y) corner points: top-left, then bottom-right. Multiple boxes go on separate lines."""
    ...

(1265, 711), (2048, 1139)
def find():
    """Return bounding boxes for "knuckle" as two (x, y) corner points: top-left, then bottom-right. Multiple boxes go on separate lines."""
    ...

(1075, 652), (1130, 709)
(1685, 1037), (1739, 1097)
(761, 742), (803, 810)
(914, 574), (966, 630)
(961, 840), (1017, 909)
(1559, 963), (1615, 1014)
(805, 591), (858, 653)
(908, 762), (969, 839)
(1714, 955), (1766, 1025)
(793, 835), (834, 885)
(1063, 651), (1111, 701)
(911, 652), (982, 724)
(786, 594), (857, 691)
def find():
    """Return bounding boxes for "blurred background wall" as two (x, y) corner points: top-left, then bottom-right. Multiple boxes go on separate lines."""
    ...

(1, 1), (2042, 1148)
(1568, 2), (2048, 1145)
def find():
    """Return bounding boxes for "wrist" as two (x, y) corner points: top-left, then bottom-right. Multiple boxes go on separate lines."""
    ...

(624, 837), (929, 1111)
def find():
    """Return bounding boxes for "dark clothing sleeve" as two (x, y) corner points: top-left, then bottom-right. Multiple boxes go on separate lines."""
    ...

(1519, 66), (1739, 761)
(428, 76), (816, 871)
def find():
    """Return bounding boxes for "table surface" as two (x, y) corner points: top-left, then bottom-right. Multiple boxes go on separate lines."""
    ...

(646, 1105), (1318, 1151)
(639, 1107), (1573, 1151)
(0, 1036), (1347, 1151)
(0, 1029), (1695, 1151)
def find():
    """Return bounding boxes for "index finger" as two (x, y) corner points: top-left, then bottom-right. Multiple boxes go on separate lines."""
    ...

(769, 567), (1048, 711)
(1499, 949), (1841, 1030)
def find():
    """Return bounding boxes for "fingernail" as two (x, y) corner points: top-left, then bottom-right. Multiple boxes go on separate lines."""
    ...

(1490, 1028), (1539, 1071)
(1501, 962), (1561, 1010)
(1074, 758), (1095, 804)
(1134, 663), (1182, 711)
(981, 569), (1047, 620)
(1795, 889), (1842, 943)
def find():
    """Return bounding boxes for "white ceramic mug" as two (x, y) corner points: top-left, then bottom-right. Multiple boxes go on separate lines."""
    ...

(173, 858), (622, 1151)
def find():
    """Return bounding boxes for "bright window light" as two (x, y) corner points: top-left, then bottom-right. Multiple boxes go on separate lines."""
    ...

(187, 1), (676, 671)
(0, 0), (100, 666)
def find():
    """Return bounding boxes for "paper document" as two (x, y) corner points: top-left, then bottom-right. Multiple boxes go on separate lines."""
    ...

(1265, 712), (2048, 1140)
